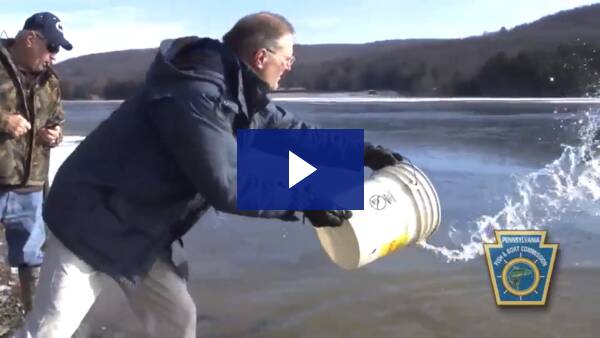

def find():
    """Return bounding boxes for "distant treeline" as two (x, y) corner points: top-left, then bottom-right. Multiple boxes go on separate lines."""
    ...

(60, 42), (600, 100)
(60, 78), (139, 100)
(455, 42), (600, 96)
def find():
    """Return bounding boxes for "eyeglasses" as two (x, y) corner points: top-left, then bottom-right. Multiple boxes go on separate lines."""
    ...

(266, 48), (295, 66)
(33, 32), (59, 54)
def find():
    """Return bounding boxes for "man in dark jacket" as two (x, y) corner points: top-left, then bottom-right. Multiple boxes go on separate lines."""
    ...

(0, 12), (70, 313)
(15, 12), (401, 338)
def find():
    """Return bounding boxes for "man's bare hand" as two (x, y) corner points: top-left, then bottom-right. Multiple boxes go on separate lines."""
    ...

(5, 115), (31, 138)
(37, 125), (62, 147)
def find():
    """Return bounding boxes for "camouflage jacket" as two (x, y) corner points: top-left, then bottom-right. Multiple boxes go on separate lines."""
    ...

(0, 39), (64, 187)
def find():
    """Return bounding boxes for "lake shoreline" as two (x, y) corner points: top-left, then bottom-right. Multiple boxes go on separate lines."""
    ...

(62, 93), (600, 104)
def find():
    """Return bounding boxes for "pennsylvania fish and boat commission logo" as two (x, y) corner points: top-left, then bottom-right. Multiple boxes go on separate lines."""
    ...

(484, 230), (558, 306)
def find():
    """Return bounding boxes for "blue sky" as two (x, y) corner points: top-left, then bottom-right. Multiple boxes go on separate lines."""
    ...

(1, 0), (598, 61)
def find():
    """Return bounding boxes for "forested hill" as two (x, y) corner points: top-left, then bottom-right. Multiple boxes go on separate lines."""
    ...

(56, 4), (600, 98)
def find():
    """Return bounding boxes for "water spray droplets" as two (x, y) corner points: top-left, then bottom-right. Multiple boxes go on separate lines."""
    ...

(422, 110), (600, 262)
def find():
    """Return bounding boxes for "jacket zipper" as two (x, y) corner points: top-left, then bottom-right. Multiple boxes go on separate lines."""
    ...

(23, 85), (36, 185)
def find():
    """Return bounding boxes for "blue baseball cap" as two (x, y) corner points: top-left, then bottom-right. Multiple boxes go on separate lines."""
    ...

(23, 12), (72, 51)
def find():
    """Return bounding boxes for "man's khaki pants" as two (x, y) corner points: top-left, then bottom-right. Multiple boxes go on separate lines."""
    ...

(12, 233), (196, 338)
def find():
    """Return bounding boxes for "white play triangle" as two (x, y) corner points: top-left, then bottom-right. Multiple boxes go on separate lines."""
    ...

(288, 150), (317, 188)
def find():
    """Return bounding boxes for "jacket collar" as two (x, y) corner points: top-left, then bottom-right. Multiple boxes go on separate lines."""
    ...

(237, 60), (270, 118)
(148, 37), (272, 119)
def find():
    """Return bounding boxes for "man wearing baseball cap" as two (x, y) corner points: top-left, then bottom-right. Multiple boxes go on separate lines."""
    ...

(0, 11), (70, 313)
(22, 12), (73, 53)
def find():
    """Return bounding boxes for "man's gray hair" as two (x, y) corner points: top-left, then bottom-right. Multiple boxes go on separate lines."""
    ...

(223, 12), (294, 59)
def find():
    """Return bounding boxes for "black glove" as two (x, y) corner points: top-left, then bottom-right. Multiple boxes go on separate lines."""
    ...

(279, 210), (301, 222)
(364, 143), (404, 170)
(304, 210), (353, 228)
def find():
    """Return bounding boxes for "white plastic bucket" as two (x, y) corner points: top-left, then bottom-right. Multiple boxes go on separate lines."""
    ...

(315, 162), (441, 270)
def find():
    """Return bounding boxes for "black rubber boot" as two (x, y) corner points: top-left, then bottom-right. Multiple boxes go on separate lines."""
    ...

(18, 266), (40, 313)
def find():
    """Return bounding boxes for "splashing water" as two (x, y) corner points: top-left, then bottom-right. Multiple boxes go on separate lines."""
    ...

(421, 110), (600, 262)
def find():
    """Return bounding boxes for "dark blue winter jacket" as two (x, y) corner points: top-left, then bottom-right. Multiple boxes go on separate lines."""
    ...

(45, 37), (311, 281)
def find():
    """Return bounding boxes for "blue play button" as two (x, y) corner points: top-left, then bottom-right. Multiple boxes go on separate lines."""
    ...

(237, 129), (364, 210)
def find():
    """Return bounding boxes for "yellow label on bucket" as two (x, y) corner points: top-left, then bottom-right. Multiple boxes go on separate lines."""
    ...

(378, 232), (411, 258)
